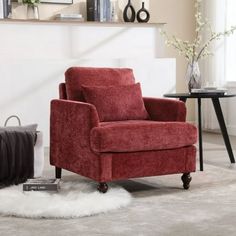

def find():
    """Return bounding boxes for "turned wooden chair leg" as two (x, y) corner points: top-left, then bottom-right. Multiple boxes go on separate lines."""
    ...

(181, 173), (192, 190)
(55, 167), (62, 179)
(97, 182), (108, 193)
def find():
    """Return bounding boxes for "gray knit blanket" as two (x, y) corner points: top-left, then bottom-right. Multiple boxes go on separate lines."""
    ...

(0, 131), (35, 187)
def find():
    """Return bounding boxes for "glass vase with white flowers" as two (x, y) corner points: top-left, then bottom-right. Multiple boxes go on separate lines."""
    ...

(161, 0), (236, 92)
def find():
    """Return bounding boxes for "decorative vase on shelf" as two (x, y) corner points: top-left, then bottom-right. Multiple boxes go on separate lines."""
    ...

(137, 2), (150, 23)
(27, 4), (39, 20)
(186, 61), (201, 93)
(123, 0), (135, 22)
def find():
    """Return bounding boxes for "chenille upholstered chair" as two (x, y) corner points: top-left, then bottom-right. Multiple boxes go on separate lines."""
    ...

(50, 67), (197, 193)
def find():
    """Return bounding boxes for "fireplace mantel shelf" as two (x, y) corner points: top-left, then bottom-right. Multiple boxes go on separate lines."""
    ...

(0, 19), (166, 27)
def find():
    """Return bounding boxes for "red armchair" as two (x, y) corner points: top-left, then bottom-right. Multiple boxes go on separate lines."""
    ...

(50, 67), (197, 193)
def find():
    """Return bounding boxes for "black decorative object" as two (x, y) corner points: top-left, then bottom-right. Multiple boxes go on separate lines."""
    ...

(87, 0), (98, 22)
(123, 0), (135, 22)
(137, 2), (150, 23)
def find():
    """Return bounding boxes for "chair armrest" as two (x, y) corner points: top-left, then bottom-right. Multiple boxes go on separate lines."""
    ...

(50, 99), (99, 156)
(143, 97), (186, 122)
(50, 99), (109, 181)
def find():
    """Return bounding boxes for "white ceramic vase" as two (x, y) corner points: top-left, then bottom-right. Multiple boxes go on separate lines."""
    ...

(27, 4), (39, 20)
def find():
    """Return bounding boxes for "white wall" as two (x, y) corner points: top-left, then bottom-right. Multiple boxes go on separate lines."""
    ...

(226, 87), (236, 136)
(150, 0), (196, 122)
(0, 0), (198, 145)
(11, 0), (196, 121)
(0, 22), (175, 146)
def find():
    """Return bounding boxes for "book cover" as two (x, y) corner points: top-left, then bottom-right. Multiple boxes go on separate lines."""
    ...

(2, 0), (7, 18)
(97, 0), (111, 22)
(0, 0), (4, 19)
(87, 0), (97, 21)
(102, 0), (107, 22)
(94, 0), (98, 21)
(97, 0), (100, 21)
(7, 0), (11, 18)
(110, 0), (118, 22)
(99, 0), (104, 22)
(106, 0), (111, 22)
(23, 178), (61, 191)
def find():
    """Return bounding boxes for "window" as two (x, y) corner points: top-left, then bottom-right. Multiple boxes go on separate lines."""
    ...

(225, 0), (236, 82)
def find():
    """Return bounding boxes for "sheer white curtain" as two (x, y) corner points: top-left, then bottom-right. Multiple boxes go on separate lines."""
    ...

(201, 0), (228, 130)
(225, 0), (236, 83)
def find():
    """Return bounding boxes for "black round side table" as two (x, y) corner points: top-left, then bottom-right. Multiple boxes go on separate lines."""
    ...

(164, 93), (236, 171)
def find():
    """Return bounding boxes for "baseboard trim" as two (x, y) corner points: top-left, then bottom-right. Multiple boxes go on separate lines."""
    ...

(187, 120), (236, 136)
(187, 120), (197, 125)
(226, 125), (236, 136)
(198, 126), (236, 136)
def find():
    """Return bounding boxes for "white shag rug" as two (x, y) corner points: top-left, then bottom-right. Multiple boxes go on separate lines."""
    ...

(0, 180), (132, 219)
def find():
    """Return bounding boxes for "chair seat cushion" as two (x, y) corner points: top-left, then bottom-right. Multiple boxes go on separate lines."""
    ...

(90, 120), (197, 153)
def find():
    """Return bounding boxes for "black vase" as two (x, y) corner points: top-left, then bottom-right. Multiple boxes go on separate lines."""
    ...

(123, 0), (136, 22)
(137, 2), (150, 23)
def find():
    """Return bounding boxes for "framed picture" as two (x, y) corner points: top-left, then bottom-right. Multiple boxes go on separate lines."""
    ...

(41, 0), (73, 4)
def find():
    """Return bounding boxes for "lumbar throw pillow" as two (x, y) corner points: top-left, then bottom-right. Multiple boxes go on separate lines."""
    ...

(82, 83), (149, 122)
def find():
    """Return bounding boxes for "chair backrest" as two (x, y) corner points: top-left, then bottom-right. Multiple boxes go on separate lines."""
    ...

(64, 67), (135, 101)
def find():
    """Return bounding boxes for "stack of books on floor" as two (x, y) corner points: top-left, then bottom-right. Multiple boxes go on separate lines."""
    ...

(55, 13), (84, 21)
(23, 178), (61, 191)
